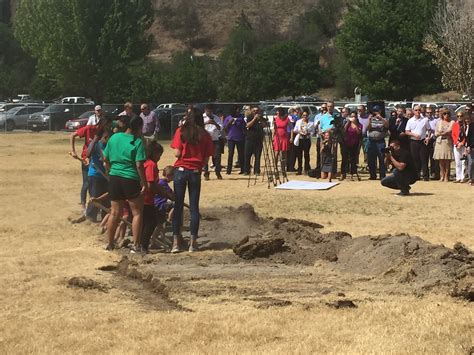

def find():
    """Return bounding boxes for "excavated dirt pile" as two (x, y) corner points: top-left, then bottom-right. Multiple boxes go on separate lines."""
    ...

(221, 204), (473, 300)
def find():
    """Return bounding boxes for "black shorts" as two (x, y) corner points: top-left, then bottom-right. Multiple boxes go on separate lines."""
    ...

(108, 175), (141, 201)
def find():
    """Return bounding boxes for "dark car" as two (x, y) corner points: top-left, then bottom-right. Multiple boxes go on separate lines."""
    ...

(28, 104), (94, 131)
(154, 107), (187, 138)
(0, 105), (47, 131)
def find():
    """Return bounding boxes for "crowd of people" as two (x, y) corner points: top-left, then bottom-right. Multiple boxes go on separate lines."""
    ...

(69, 100), (474, 253)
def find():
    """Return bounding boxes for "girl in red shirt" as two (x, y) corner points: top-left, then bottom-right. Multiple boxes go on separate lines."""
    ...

(170, 108), (214, 253)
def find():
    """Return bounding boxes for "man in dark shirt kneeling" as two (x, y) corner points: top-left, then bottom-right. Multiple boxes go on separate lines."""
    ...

(381, 139), (417, 196)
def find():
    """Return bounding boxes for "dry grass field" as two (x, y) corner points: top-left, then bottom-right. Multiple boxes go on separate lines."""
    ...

(0, 132), (472, 354)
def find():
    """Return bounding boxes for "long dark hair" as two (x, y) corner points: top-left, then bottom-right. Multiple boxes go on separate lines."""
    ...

(181, 108), (205, 145)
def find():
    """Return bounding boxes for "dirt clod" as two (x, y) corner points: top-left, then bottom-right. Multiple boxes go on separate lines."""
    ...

(255, 299), (292, 309)
(98, 265), (118, 271)
(233, 236), (285, 260)
(67, 277), (109, 292)
(326, 300), (358, 309)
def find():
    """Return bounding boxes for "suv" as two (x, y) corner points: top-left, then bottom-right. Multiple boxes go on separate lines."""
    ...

(0, 105), (47, 131)
(28, 104), (94, 131)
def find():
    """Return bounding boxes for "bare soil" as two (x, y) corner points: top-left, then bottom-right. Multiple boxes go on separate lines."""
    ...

(89, 203), (472, 314)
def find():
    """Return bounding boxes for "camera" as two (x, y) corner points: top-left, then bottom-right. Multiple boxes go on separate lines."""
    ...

(330, 114), (343, 129)
(381, 147), (392, 154)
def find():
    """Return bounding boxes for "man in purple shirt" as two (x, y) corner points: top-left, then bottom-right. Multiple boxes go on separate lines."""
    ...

(140, 103), (160, 141)
(224, 105), (246, 175)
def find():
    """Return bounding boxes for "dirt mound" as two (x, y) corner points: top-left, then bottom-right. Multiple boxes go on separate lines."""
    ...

(217, 205), (473, 300)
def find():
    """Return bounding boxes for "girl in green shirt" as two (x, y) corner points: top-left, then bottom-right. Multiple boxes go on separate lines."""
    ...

(103, 115), (148, 252)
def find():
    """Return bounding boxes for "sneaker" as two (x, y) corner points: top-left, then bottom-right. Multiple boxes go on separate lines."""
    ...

(396, 191), (410, 196)
(189, 238), (198, 252)
(216, 172), (223, 180)
(204, 174), (210, 181)
(171, 244), (181, 253)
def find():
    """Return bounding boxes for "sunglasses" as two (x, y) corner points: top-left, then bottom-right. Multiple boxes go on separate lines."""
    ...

(457, 115), (463, 118)
(414, 109), (420, 111)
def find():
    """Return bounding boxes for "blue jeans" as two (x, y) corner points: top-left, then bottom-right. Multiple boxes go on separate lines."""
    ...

(81, 162), (89, 205)
(172, 169), (201, 237)
(468, 149), (474, 181)
(367, 139), (386, 179)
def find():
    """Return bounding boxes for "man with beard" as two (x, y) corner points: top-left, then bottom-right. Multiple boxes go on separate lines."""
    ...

(381, 139), (417, 196)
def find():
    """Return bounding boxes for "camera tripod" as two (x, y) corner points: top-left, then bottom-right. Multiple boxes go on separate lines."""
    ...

(257, 125), (288, 188)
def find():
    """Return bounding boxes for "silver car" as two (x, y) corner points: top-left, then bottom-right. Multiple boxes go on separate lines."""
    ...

(0, 106), (47, 131)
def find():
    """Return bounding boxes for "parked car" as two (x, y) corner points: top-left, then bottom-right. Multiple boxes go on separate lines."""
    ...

(11, 94), (31, 103)
(64, 111), (95, 131)
(28, 104), (94, 131)
(153, 107), (187, 137)
(155, 103), (187, 110)
(0, 103), (25, 112)
(0, 106), (47, 131)
(61, 96), (94, 104)
(264, 104), (321, 128)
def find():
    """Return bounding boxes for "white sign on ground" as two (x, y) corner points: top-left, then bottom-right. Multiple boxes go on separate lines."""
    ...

(275, 181), (339, 190)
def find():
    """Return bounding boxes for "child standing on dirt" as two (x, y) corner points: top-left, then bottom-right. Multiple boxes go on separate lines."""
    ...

(140, 142), (174, 253)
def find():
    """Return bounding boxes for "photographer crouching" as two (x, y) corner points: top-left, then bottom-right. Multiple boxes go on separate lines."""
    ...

(381, 139), (417, 196)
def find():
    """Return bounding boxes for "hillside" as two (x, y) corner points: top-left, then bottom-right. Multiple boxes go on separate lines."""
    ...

(7, 0), (334, 61)
(149, 0), (321, 60)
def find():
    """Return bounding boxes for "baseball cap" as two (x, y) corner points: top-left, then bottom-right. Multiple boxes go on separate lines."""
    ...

(372, 105), (382, 112)
(95, 105), (102, 111)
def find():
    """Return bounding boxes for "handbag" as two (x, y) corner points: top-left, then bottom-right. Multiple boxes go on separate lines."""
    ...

(293, 133), (300, 147)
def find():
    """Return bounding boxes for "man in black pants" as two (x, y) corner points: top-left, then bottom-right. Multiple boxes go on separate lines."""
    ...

(244, 106), (265, 175)
(405, 105), (431, 180)
(381, 139), (417, 196)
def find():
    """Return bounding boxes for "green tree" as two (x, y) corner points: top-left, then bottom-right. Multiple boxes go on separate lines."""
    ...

(249, 42), (322, 100)
(164, 51), (217, 102)
(14, 0), (154, 102)
(336, 0), (442, 99)
(0, 23), (36, 99)
(218, 12), (285, 101)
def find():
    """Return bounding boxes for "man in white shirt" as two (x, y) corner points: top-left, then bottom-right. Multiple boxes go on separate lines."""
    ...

(86, 105), (104, 126)
(405, 105), (431, 180)
(357, 105), (370, 167)
(203, 104), (223, 180)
